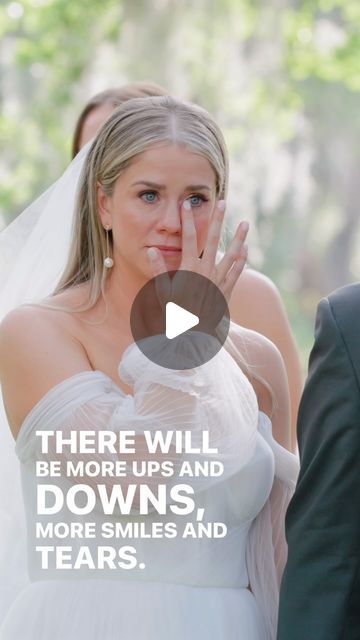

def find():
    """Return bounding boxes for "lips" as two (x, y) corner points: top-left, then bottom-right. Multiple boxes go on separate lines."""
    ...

(152, 245), (182, 251)
(147, 245), (182, 256)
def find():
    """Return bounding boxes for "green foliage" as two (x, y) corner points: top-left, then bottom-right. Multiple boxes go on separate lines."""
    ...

(1, 0), (359, 358)
(0, 0), (123, 224)
(282, 0), (360, 89)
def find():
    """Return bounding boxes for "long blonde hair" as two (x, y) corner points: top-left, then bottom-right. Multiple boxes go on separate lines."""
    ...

(49, 95), (273, 406)
(71, 81), (169, 158)
(53, 95), (228, 308)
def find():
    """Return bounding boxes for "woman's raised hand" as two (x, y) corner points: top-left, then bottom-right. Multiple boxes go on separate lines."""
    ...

(147, 199), (249, 305)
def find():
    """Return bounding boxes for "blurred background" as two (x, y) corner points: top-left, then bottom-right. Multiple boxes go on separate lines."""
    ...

(0, 0), (359, 369)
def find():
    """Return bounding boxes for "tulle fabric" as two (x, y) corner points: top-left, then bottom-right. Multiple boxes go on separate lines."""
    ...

(1, 580), (268, 640)
(0, 140), (299, 637)
(18, 333), (259, 495)
(0, 144), (89, 313)
(246, 417), (298, 638)
(0, 326), (299, 640)
(0, 143), (91, 622)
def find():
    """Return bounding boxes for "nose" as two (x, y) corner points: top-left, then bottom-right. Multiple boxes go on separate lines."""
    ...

(156, 200), (182, 235)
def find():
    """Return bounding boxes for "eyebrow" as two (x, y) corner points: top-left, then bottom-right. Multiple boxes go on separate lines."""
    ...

(131, 180), (212, 191)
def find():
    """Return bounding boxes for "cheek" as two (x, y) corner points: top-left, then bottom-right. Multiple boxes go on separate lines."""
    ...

(115, 208), (150, 243)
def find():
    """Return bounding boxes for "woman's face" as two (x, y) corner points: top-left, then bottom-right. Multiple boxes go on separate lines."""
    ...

(97, 144), (218, 283)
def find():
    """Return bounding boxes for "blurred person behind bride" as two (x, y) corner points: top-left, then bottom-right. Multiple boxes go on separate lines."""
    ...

(0, 95), (298, 639)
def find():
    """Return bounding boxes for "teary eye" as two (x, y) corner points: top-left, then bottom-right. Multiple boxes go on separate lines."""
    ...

(140, 191), (158, 203)
(187, 194), (208, 207)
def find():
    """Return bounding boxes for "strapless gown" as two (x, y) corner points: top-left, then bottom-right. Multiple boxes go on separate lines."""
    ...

(0, 328), (298, 640)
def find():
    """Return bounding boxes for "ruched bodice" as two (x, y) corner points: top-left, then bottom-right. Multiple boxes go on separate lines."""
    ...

(1, 329), (299, 640)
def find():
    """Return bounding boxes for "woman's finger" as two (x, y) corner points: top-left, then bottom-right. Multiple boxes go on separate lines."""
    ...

(180, 200), (198, 268)
(147, 247), (167, 277)
(147, 247), (171, 306)
(201, 200), (226, 270)
(216, 221), (249, 283)
(222, 244), (248, 300)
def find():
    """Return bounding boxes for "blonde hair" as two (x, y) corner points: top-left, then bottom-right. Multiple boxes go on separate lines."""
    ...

(48, 95), (273, 405)
(53, 95), (228, 306)
(72, 81), (169, 158)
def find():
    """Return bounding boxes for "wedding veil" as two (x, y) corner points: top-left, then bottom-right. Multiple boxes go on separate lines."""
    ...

(0, 139), (297, 639)
(0, 143), (90, 622)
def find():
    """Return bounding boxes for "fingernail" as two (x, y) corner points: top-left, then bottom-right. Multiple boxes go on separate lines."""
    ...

(183, 199), (191, 211)
(240, 221), (249, 232)
(147, 247), (158, 261)
(218, 200), (226, 212)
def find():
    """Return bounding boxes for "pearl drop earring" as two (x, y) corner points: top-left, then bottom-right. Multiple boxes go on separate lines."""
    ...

(103, 225), (114, 269)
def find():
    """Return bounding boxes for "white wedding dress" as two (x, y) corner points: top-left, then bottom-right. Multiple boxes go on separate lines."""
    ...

(0, 327), (298, 640)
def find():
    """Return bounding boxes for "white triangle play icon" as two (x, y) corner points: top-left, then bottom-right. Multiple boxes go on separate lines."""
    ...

(165, 302), (199, 339)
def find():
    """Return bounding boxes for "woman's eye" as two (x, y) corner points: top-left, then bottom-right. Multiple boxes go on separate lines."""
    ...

(188, 194), (206, 207)
(140, 191), (158, 203)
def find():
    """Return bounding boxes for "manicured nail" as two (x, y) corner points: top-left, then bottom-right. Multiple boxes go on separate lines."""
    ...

(183, 199), (191, 211)
(147, 247), (158, 261)
(218, 200), (226, 212)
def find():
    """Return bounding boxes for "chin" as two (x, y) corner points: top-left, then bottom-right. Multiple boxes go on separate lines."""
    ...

(137, 255), (182, 282)
(163, 254), (182, 266)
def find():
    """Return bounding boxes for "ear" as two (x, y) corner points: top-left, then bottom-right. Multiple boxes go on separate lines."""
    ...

(96, 182), (112, 228)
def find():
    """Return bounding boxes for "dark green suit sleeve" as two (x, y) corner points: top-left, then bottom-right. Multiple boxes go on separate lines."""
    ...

(277, 295), (360, 640)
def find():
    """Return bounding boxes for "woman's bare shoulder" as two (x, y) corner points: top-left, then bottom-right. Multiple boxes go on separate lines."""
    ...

(0, 284), (91, 339)
(229, 322), (284, 373)
(0, 283), (95, 373)
(229, 323), (291, 449)
(0, 304), (62, 344)
(1, 302), (73, 345)
(234, 266), (279, 293)
(0, 290), (93, 437)
(229, 267), (284, 323)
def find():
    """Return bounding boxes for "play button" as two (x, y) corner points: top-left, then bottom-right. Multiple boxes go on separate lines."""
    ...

(165, 302), (199, 339)
(130, 270), (230, 370)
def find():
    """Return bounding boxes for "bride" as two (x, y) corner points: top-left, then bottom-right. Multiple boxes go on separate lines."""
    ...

(0, 95), (298, 639)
